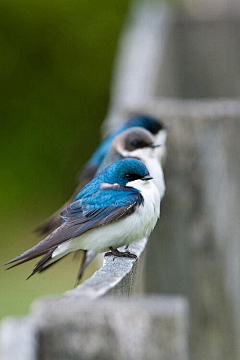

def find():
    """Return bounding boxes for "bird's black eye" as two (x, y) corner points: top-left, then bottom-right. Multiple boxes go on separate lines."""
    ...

(131, 140), (140, 148)
(124, 173), (141, 181)
(131, 140), (147, 149)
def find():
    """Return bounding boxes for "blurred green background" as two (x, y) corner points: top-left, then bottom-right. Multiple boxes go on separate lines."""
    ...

(0, 0), (130, 320)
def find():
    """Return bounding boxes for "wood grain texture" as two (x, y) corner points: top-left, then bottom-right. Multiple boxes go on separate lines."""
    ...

(34, 296), (189, 360)
(105, 8), (240, 359)
(145, 106), (240, 360)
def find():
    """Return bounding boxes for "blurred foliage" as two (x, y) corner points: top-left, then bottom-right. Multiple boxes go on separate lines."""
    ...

(0, 0), (130, 320)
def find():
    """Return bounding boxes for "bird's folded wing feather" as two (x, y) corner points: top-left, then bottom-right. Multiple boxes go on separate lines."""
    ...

(3, 185), (143, 266)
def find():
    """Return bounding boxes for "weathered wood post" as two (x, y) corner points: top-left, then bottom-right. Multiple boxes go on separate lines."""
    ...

(0, 240), (189, 360)
(146, 101), (240, 360)
(104, 2), (240, 360)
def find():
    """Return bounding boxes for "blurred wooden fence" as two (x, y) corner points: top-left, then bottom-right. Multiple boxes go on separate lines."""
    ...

(104, 2), (240, 360)
(1, 1), (240, 359)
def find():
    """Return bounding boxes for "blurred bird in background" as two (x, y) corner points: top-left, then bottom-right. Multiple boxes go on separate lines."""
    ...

(98, 126), (165, 195)
(3, 159), (160, 281)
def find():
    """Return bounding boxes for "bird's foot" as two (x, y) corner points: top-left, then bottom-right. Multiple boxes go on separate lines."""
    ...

(74, 250), (87, 287)
(105, 247), (137, 259)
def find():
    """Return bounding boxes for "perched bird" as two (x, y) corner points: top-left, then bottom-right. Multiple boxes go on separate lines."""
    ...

(78, 115), (167, 183)
(3, 159), (160, 279)
(98, 126), (165, 199)
(75, 126), (166, 281)
(36, 115), (167, 237)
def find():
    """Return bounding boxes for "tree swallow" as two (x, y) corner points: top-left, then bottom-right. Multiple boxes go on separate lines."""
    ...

(36, 115), (167, 237)
(75, 126), (166, 282)
(80, 114), (167, 183)
(99, 126), (165, 199)
(3, 159), (160, 279)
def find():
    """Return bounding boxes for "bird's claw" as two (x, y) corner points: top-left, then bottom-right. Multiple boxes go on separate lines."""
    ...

(105, 248), (137, 259)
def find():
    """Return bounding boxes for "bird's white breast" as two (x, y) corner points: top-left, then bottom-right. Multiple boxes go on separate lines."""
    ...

(128, 148), (165, 200)
(144, 157), (165, 200)
(53, 179), (160, 257)
(155, 129), (167, 163)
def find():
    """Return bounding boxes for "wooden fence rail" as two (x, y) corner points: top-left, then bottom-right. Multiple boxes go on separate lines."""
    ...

(0, 241), (189, 360)
(104, 2), (240, 360)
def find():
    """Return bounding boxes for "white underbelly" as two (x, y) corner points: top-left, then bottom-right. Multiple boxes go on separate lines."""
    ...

(53, 180), (160, 257)
(127, 147), (166, 200)
(143, 158), (165, 200)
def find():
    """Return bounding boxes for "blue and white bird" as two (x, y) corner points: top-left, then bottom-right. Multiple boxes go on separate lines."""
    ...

(36, 115), (167, 236)
(3, 159), (160, 278)
(98, 126), (166, 199)
(79, 115), (167, 183)
(76, 126), (166, 281)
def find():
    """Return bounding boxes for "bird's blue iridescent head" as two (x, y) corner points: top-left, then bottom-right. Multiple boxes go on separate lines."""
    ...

(125, 115), (165, 135)
(89, 115), (164, 168)
(73, 158), (152, 203)
(98, 158), (151, 187)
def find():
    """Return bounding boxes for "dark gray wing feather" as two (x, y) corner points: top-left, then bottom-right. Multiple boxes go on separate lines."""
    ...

(3, 191), (142, 267)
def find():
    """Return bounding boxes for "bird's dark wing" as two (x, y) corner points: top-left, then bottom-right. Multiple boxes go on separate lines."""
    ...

(34, 206), (69, 237)
(3, 185), (143, 268)
(34, 180), (89, 237)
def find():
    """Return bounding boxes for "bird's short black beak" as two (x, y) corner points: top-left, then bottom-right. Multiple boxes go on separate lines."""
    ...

(149, 143), (161, 148)
(141, 175), (153, 181)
